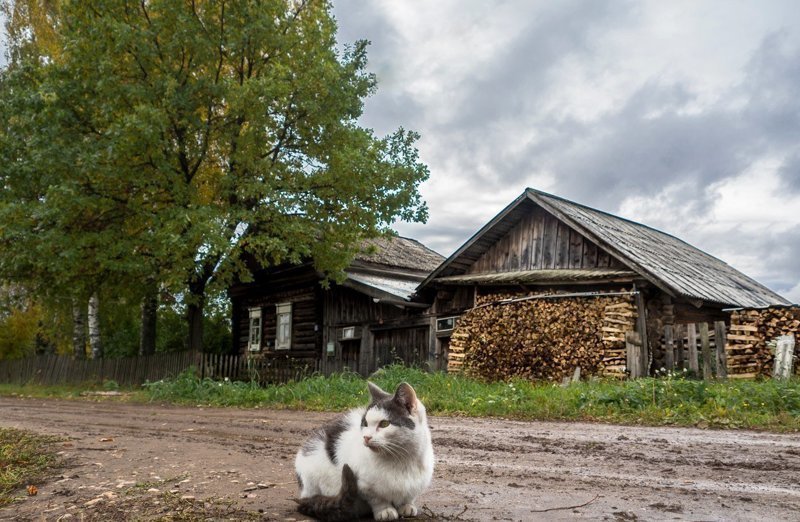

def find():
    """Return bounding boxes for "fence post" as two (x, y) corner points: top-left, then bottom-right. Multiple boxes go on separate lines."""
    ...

(699, 322), (713, 380)
(686, 323), (699, 374)
(663, 325), (674, 371)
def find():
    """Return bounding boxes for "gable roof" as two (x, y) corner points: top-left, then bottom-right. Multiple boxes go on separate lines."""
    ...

(420, 188), (790, 308)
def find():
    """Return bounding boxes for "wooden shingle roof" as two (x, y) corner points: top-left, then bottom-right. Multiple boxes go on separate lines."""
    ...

(354, 236), (444, 274)
(420, 188), (790, 308)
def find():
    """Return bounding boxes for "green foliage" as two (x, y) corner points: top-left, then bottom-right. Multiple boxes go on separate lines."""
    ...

(0, 304), (40, 360)
(0, 428), (62, 507)
(0, 0), (429, 352)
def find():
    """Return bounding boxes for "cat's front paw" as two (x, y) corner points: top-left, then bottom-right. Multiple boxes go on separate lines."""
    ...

(398, 504), (418, 517)
(374, 506), (399, 521)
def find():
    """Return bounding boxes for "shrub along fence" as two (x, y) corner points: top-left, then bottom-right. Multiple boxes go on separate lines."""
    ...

(0, 351), (317, 387)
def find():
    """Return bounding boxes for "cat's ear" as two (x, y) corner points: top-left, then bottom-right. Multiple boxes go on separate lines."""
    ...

(367, 382), (391, 402)
(393, 382), (418, 415)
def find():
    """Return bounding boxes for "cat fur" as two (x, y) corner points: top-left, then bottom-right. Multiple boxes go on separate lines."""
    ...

(294, 382), (434, 521)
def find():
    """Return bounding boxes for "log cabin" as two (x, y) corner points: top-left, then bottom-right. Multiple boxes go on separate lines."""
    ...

(228, 236), (443, 375)
(230, 188), (790, 379)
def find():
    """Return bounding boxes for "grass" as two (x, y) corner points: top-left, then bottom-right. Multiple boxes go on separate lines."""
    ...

(2, 366), (798, 431)
(139, 365), (800, 431)
(0, 428), (63, 507)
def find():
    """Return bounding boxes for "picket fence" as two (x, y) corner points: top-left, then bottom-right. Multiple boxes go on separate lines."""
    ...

(0, 351), (317, 387)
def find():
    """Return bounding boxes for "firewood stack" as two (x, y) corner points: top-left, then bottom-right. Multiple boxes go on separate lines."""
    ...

(600, 301), (638, 377)
(727, 307), (800, 378)
(447, 291), (637, 381)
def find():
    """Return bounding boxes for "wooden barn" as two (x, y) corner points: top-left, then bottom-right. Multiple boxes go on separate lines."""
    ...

(417, 188), (791, 379)
(228, 237), (443, 375)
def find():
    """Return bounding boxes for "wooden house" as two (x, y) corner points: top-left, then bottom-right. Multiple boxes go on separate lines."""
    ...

(230, 188), (789, 380)
(417, 188), (790, 376)
(228, 237), (443, 375)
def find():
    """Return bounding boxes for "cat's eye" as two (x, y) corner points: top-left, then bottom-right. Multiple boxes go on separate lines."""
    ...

(378, 420), (390, 428)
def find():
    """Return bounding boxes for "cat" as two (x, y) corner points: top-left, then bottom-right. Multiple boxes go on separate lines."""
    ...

(295, 381), (434, 521)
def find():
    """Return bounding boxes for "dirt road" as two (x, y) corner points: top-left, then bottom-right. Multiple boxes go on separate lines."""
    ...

(1, 397), (799, 521)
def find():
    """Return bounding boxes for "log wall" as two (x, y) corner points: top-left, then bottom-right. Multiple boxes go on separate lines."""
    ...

(231, 265), (322, 359)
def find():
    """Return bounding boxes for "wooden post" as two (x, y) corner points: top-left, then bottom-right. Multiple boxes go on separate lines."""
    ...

(675, 324), (685, 370)
(699, 322), (712, 380)
(686, 323), (699, 374)
(427, 315), (438, 371)
(625, 331), (643, 378)
(634, 289), (649, 376)
(714, 320), (728, 380)
(663, 324), (675, 371)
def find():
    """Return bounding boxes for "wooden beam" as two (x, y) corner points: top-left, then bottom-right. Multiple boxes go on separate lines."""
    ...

(714, 320), (728, 380)
(663, 324), (675, 371)
(686, 323), (699, 374)
(634, 288), (650, 376)
(700, 322), (713, 380)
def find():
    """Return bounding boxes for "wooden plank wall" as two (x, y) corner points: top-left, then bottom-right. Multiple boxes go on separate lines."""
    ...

(467, 207), (624, 274)
(320, 286), (411, 375)
(372, 327), (429, 369)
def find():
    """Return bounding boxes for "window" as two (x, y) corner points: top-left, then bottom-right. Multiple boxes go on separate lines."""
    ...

(276, 302), (292, 350)
(248, 308), (262, 352)
(436, 316), (458, 332)
(342, 326), (356, 339)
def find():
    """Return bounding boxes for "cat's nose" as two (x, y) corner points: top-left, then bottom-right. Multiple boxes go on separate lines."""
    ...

(363, 435), (372, 444)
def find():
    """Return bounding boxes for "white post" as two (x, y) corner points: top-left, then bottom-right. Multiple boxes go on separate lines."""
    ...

(773, 335), (796, 380)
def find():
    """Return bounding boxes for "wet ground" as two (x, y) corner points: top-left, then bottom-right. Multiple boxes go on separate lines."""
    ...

(1, 397), (799, 521)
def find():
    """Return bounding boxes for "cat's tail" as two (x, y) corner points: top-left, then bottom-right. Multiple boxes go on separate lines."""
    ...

(296, 464), (360, 522)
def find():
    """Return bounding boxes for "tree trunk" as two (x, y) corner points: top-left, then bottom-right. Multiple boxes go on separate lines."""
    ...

(187, 299), (204, 352)
(88, 292), (103, 359)
(72, 300), (87, 359)
(139, 290), (158, 356)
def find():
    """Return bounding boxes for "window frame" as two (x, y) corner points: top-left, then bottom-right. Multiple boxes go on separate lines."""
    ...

(248, 307), (262, 352)
(275, 302), (292, 350)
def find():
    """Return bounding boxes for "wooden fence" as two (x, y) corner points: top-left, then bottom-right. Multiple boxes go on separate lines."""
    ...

(0, 351), (318, 387)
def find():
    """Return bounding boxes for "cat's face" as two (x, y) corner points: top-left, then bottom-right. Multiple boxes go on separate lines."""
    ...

(360, 382), (422, 458)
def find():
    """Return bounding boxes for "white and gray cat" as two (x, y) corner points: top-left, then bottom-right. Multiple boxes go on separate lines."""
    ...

(295, 381), (434, 521)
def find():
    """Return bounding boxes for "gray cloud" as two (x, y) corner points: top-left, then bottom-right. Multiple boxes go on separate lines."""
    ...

(334, 1), (800, 300)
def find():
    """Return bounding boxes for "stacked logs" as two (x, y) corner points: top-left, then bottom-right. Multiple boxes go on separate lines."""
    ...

(448, 291), (637, 381)
(600, 301), (638, 377)
(727, 307), (800, 378)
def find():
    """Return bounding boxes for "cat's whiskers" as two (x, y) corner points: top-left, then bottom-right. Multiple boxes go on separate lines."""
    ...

(376, 439), (412, 461)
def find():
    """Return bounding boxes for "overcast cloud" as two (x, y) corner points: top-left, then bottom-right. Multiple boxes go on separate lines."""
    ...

(334, 0), (800, 302)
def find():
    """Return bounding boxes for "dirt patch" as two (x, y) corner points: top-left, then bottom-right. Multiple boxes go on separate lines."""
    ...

(2, 397), (800, 521)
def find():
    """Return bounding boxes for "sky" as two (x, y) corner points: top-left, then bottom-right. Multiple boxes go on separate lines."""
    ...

(1, 2), (799, 302)
(332, 0), (800, 303)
